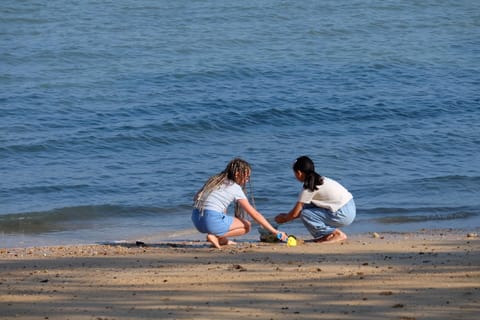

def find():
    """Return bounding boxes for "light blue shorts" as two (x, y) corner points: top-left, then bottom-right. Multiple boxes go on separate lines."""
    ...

(191, 208), (234, 236)
(301, 198), (356, 239)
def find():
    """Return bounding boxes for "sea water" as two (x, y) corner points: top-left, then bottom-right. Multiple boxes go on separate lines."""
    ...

(1, 0), (479, 247)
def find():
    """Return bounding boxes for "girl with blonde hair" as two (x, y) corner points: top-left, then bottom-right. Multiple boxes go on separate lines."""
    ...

(192, 158), (286, 249)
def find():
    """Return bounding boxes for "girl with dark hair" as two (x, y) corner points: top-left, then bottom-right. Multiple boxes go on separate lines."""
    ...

(275, 156), (356, 243)
(192, 158), (287, 249)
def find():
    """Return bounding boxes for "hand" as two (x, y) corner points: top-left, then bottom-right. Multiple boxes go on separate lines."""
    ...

(275, 213), (289, 224)
(277, 231), (288, 241)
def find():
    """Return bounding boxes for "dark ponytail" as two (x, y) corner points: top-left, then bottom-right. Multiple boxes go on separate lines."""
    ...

(293, 156), (324, 192)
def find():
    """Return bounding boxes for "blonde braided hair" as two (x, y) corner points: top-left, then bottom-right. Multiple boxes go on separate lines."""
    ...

(194, 158), (254, 218)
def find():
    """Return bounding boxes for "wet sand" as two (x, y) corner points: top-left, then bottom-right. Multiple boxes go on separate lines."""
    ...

(0, 230), (478, 320)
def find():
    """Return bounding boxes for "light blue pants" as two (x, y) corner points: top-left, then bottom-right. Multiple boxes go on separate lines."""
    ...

(300, 198), (356, 239)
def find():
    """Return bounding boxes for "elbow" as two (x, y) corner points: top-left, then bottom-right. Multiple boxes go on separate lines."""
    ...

(290, 212), (301, 220)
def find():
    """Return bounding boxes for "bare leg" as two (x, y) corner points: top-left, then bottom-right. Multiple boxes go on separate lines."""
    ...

(207, 234), (221, 249)
(222, 217), (251, 238)
(314, 229), (347, 243)
(207, 217), (251, 249)
(207, 218), (251, 249)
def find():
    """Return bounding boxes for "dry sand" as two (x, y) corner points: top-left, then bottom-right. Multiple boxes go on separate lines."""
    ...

(0, 230), (478, 320)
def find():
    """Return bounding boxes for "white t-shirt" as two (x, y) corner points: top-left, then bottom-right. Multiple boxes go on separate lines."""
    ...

(297, 177), (352, 212)
(202, 180), (247, 213)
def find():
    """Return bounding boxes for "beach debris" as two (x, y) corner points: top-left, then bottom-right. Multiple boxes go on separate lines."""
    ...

(258, 221), (282, 243)
(466, 232), (477, 238)
(135, 241), (147, 247)
(259, 232), (280, 243)
(371, 232), (385, 239)
(231, 264), (247, 272)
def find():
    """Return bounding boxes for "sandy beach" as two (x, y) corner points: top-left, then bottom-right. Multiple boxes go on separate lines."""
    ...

(0, 230), (478, 320)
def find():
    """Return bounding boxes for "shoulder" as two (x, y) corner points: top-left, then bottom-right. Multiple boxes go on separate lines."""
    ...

(299, 187), (314, 197)
(224, 180), (245, 193)
(323, 176), (332, 182)
(224, 179), (239, 189)
(321, 177), (337, 186)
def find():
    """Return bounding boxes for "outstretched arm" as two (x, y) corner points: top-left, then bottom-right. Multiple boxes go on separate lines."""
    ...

(237, 198), (286, 239)
(275, 201), (303, 223)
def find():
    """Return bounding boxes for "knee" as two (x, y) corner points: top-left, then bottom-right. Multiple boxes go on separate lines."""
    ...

(244, 220), (251, 233)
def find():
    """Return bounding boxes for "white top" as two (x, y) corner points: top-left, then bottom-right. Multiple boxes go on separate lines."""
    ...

(297, 177), (353, 212)
(201, 180), (247, 213)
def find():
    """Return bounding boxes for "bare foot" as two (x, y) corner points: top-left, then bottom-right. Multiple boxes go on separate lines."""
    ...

(314, 229), (347, 243)
(207, 234), (221, 249)
(218, 237), (237, 246)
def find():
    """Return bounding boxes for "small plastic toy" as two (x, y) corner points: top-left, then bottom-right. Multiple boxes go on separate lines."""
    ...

(287, 235), (297, 247)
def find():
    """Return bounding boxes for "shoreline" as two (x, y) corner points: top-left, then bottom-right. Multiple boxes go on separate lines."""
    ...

(1, 225), (478, 250)
(1, 229), (478, 320)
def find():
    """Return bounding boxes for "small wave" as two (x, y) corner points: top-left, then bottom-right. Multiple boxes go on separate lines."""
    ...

(406, 175), (480, 195)
(0, 204), (190, 235)
(376, 211), (476, 224)
(419, 175), (480, 184)
(362, 206), (478, 224)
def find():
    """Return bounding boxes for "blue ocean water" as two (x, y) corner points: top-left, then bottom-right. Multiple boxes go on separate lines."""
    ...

(1, 0), (479, 248)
